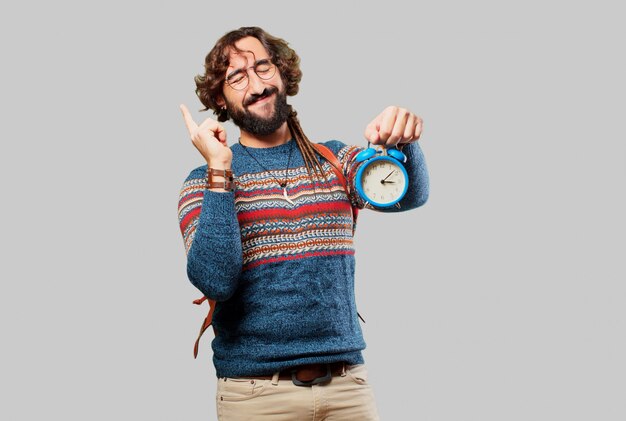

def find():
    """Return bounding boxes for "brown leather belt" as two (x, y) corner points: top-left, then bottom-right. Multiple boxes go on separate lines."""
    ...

(244, 362), (346, 387)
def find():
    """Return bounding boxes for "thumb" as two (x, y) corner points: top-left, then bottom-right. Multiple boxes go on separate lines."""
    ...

(215, 125), (227, 144)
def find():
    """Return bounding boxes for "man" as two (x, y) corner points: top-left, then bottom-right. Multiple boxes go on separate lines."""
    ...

(178, 26), (429, 420)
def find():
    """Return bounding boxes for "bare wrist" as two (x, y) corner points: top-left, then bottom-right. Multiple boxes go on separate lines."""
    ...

(206, 159), (231, 171)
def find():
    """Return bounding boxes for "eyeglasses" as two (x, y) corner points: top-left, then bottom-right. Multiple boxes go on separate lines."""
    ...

(225, 59), (277, 91)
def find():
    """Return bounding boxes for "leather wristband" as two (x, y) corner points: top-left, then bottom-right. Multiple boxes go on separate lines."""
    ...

(207, 167), (234, 191)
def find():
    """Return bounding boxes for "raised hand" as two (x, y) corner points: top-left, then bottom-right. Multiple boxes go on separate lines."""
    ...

(180, 104), (232, 168)
(364, 106), (423, 147)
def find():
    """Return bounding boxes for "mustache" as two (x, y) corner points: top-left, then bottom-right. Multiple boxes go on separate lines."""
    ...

(244, 87), (278, 107)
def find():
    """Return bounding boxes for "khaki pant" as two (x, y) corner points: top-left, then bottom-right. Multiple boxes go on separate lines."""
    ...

(216, 364), (380, 420)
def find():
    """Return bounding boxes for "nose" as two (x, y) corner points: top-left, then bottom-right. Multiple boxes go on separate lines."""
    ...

(246, 69), (266, 95)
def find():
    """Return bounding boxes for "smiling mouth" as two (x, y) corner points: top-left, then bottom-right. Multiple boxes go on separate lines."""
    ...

(249, 93), (273, 107)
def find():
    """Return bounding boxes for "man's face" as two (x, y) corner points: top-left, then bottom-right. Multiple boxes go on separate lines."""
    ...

(221, 36), (290, 136)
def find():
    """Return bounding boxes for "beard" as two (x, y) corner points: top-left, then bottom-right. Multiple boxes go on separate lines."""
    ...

(226, 87), (291, 136)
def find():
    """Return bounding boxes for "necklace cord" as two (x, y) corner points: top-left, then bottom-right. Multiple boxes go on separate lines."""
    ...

(239, 139), (294, 188)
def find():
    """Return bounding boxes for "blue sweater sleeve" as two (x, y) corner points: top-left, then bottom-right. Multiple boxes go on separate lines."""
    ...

(178, 166), (243, 301)
(393, 141), (430, 211)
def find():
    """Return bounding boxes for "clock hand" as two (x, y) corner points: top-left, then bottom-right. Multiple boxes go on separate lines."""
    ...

(382, 170), (397, 182)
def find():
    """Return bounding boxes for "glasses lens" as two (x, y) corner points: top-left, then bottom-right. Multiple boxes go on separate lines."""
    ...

(227, 72), (248, 90)
(255, 61), (276, 80)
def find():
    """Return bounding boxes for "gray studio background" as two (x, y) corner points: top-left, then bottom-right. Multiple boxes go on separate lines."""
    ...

(1, 1), (624, 420)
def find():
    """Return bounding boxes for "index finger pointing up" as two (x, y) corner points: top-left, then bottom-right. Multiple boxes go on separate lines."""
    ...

(180, 104), (198, 136)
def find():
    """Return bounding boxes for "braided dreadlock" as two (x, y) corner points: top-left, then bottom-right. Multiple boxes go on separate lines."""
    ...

(287, 108), (327, 181)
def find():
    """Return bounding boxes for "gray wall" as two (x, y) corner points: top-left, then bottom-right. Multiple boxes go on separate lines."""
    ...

(1, 1), (624, 420)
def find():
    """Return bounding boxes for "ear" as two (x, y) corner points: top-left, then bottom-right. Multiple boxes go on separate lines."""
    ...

(216, 95), (226, 108)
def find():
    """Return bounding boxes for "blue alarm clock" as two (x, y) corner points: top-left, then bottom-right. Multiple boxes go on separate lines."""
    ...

(354, 144), (409, 208)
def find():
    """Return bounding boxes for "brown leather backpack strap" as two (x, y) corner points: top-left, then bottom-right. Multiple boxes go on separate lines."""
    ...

(193, 297), (216, 359)
(313, 143), (359, 228)
(313, 143), (348, 192)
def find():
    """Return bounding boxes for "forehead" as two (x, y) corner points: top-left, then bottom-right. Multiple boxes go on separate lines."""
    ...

(226, 36), (271, 69)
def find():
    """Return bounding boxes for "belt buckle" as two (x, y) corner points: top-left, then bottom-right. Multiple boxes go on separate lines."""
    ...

(291, 364), (332, 387)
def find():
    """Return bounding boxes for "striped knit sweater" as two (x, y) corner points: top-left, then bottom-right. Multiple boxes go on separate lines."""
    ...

(178, 139), (429, 378)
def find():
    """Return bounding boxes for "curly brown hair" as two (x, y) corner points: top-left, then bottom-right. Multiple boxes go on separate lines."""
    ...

(194, 26), (302, 122)
(194, 27), (328, 182)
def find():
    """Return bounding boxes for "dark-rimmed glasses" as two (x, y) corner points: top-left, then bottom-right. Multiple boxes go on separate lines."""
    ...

(225, 59), (277, 91)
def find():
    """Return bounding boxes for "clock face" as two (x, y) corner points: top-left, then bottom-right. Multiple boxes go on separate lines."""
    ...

(359, 158), (408, 207)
